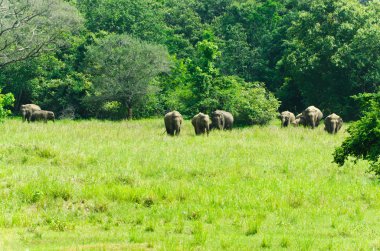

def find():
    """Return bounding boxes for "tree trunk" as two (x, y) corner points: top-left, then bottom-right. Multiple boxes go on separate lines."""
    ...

(127, 107), (133, 120)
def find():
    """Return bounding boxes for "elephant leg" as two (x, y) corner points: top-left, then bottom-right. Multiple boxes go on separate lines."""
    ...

(167, 124), (171, 134)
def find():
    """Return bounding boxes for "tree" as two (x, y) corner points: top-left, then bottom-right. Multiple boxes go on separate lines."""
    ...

(163, 0), (204, 58)
(334, 92), (380, 176)
(214, 0), (286, 87)
(0, 0), (83, 68)
(85, 34), (170, 119)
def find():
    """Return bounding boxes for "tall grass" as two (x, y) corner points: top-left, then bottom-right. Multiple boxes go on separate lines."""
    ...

(0, 119), (379, 250)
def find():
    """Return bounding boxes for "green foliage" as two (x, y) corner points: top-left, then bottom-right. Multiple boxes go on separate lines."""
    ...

(163, 0), (204, 58)
(77, 0), (167, 43)
(234, 82), (280, 126)
(31, 72), (92, 119)
(215, 0), (285, 87)
(0, 89), (14, 121)
(334, 92), (380, 175)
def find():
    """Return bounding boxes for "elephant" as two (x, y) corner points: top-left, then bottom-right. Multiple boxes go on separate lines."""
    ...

(164, 111), (183, 136)
(293, 113), (306, 127)
(191, 113), (211, 135)
(20, 104), (41, 122)
(324, 113), (343, 134)
(210, 110), (234, 130)
(30, 110), (55, 123)
(279, 111), (295, 127)
(302, 106), (323, 129)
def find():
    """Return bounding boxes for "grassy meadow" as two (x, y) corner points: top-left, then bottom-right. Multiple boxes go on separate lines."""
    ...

(0, 118), (379, 250)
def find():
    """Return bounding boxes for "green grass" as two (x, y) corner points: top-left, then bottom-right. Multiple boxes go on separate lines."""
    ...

(0, 118), (379, 250)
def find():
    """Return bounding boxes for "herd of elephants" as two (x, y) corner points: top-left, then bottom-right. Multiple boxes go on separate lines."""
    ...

(165, 105), (343, 136)
(20, 104), (343, 136)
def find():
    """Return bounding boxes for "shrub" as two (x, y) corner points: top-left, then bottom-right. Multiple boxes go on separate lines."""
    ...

(234, 82), (280, 126)
(32, 72), (92, 118)
(0, 89), (15, 121)
(209, 77), (280, 126)
(334, 92), (380, 175)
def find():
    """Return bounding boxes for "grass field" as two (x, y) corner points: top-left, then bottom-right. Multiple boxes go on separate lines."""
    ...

(0, 118), (379, 250)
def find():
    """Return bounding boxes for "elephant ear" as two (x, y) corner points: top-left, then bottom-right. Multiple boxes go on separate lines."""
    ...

(318, 111), (323, 120)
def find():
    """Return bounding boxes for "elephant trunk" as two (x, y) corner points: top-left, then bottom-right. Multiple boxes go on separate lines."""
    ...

(282, 117), (289, 127)
(217, 118), (223, 130)
(308, 114), (316, 129)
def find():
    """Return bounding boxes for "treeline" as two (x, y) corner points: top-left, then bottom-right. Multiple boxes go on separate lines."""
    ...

(1, 0), (379, 123)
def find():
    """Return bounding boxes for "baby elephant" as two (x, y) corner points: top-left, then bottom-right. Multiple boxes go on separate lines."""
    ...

(31, 110), (55, 123)
(293, 113), (306, 127)
(164, 110), (183, 136)
(324, 113), (343, 134)
(211, 110), (234, 130)
(192, 113), (211, 135)
(20, 104), (41, 123)
(279, 111), (295, 127)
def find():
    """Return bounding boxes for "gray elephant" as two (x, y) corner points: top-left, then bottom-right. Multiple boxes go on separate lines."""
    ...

(293, 113), (306, 127)
(164, 111), (183, 136)
(20, 104), (41, 122)
(302, 106), (323, 129)
(211, 110), (234, 130)
(30, 110), (55, 123)
(191, 113), (211, 135)
(324, 113), (343, 134)
(279, 111), (295, 127)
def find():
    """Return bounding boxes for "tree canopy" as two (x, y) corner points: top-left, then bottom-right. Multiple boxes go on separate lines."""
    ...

(85, 34), (170, 119)
(0, 0), (83, 68)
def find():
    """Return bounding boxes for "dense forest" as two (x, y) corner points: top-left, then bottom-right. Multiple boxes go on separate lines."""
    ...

(1, 0), (379, 123)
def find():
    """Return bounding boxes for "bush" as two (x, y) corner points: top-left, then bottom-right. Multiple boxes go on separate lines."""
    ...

(234, 82), (280, 126)
(208, 77), (280, 126)
(0, 89), (15, 121)
(333, 92), (380, 176)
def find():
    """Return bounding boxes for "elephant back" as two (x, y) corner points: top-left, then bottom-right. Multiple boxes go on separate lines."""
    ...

(21, 104), (41, 112)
